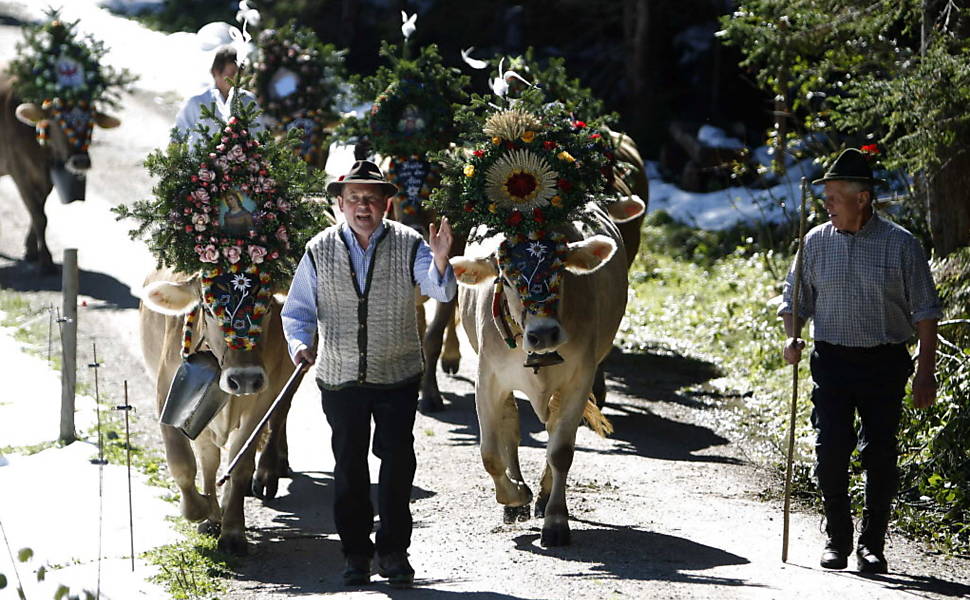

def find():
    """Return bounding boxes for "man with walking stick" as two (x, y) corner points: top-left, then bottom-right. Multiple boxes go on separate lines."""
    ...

(778, 147), (941, 574)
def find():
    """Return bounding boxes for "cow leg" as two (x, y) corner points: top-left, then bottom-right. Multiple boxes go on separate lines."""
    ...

(160, 424), (212, 523)
(476, 380), (531, 513)
(195, 432), (224, 536)
(540, 391), (587, 547)
(254, 393), (294, 500)
(534, 464), (552, 519)
(11, 173), (54, 272)
(441, 307), (461, 374)
(592, 363), (607, 408)
(218, 416), (261, 556)
(419, 298), (457, 413)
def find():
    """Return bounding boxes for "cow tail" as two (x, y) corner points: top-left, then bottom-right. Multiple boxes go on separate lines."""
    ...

(583, 394), (613, 438)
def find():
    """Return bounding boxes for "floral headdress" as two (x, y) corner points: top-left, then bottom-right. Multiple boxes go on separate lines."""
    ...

(115, 100), (330, 352)
(249, 22), (348, 165)
(6, 9), (136, 148)
(335, 27), (468, 215)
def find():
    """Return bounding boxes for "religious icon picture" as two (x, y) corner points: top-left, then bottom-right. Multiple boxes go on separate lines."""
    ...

(218, 189), (256, 236)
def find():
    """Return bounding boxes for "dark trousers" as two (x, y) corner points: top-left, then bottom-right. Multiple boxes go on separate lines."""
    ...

(319, 380), (419, 558)
(809, 342), (912, 514)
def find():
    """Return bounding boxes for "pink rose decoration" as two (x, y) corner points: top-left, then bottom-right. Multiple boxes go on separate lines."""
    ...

(196, 244), (219, 263)
(276, 199), (291, 212)
(192, 188), (210, 203)
(248, 245), (268, 264)
(198, 169), (215, 182)
(275, 226), (288, 242)
(227, 145), (246, 162)
(223, 245), (242, 264)
(191, 213), (209, 231)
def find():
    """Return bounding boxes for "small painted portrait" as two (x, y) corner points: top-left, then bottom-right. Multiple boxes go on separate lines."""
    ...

(219, 189), (256, 236)
(396, 104), (426, 135)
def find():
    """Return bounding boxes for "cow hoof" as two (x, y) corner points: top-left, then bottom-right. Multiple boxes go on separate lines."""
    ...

(534, 495), (549, 519)
(540, 524), (571, 547)
(419, 393), (444, 414)
(217, 533), (249, 556)
(503, 504), (530, 524)
(197, 520), (221, 537)
(252, 473), (279, 500)
(441, 357), (460, 375)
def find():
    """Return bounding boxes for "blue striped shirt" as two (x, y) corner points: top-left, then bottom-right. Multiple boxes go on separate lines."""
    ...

(281, 222), (457, 361)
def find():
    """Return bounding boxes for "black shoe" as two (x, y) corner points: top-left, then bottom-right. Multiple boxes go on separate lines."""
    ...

(343, 554), (371, 586)
(820, 542), (849, 570)
(377, 551), (415, 587)
(856, 544), (888, 574)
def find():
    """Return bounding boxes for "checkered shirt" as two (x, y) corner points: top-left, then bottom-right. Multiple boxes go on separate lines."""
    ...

(778, 214), (942, 347)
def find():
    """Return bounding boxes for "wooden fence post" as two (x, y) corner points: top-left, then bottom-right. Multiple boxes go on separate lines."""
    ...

(60, 248), (78, 444)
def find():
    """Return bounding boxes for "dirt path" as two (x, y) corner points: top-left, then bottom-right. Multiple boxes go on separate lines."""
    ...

(1, 21), (969, 599)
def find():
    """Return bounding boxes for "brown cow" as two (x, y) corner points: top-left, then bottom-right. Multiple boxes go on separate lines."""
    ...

(0, 73), (120, 272)
(140, 267), (295, 555)
(451, 203), (628, 546)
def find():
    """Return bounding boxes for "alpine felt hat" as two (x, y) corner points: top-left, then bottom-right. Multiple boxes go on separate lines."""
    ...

(326, 160), (398, 197)
(812, 148), (884, 185)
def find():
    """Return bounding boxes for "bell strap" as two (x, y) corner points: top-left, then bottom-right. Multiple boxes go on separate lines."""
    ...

(491, 277), (518, 349)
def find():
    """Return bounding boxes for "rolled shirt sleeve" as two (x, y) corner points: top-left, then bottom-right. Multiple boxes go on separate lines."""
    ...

(281, 252), (318, 363)
(413, 240), (457, 303)
(905, 236), (943, 324)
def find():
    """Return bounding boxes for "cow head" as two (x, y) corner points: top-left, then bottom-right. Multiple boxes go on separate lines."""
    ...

(15, 99), (120, 175)
(142, 268), (277, 395)
(452, 233), (616, 357)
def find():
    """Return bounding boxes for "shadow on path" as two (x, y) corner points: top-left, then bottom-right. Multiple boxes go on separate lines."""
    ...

(0, 253), (139, 309)
(602, 346), (722, 409)
(512, 518), (755, 587)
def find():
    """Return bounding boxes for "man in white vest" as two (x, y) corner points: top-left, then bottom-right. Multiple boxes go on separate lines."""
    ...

(282, 160), (455, 587)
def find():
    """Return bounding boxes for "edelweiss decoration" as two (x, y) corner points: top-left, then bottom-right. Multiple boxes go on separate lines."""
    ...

(250, 23), (347, 165)
(337, 40), (468, 214)
(116, 101), (329, 352)
(498, 232), (569, 319)
(6, 9), (135, 147)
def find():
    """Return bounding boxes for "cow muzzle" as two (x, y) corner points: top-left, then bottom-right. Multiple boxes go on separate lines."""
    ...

(220, 366), (267, 395)
(523, 317), (567, 354)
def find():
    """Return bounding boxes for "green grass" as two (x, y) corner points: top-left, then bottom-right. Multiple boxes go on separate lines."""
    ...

(144, 520), (235, 600)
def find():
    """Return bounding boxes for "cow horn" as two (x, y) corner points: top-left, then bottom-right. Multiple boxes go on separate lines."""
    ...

(15, 103), (45, 126)
(94, 112), (121, 129)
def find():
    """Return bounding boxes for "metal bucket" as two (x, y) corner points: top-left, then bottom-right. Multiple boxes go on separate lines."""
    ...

(160, 351), (229, 440)
(50, 163), (86, 204)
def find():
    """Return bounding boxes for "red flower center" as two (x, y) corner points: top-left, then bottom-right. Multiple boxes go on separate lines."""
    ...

(506, 171), (538, 200)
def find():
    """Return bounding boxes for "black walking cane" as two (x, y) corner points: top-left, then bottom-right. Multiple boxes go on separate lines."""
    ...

(217, 359), (308, 487)
(782, 177), (810, 562)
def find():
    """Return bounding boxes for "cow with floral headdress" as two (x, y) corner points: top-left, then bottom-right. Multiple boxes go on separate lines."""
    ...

(1, 9), (134, 272)
(431, 99), (634, 546)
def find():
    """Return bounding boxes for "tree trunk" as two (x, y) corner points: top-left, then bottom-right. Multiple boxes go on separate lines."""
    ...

(926, 149), (970, 257)
(622, 0), (649, 132)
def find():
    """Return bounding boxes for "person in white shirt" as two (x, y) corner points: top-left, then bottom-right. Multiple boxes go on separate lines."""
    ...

(173, 46), (264, 148)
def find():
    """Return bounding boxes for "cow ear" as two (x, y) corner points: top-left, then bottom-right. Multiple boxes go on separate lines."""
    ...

(94, 112), (121, 129)
(141, 279), (200, 315)
(563, 235), (617, 274)
(450, 256), (497, 286)
(607, 195), (646, 224)
(15, 103), (45, 125)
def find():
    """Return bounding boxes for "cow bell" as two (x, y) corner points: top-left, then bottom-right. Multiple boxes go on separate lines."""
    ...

(50, 162), (86, 204)
(523, 350), (564, 373)
(160, 351), (230, 439)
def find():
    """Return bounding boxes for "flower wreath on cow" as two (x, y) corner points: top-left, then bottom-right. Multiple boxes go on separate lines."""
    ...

(249, 22), (347, 167)
(6, 8), (136, 201)
(336, 39), (468, 223)
(429, 92), (616, 361)
(115, 100), (330, 356)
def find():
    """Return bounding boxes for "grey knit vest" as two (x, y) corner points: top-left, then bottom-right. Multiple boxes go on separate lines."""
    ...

(309, 221), (424, 389)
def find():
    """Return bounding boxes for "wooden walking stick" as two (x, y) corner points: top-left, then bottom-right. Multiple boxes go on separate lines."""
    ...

(218, 360), (308, 487)
(782, 177), (810, 562)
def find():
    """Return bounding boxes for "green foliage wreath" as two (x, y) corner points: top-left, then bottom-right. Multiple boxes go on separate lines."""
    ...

(429, 91), (614, 240)
(114, 100), (331, 285)
(336, 41), (468, 158)
(6, 8), (136, 108)
(248, 22), (347, 164)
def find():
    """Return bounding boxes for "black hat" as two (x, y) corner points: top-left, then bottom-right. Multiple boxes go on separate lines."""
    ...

(326, 160), (398, 197)
(812, 148), (884, 185)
